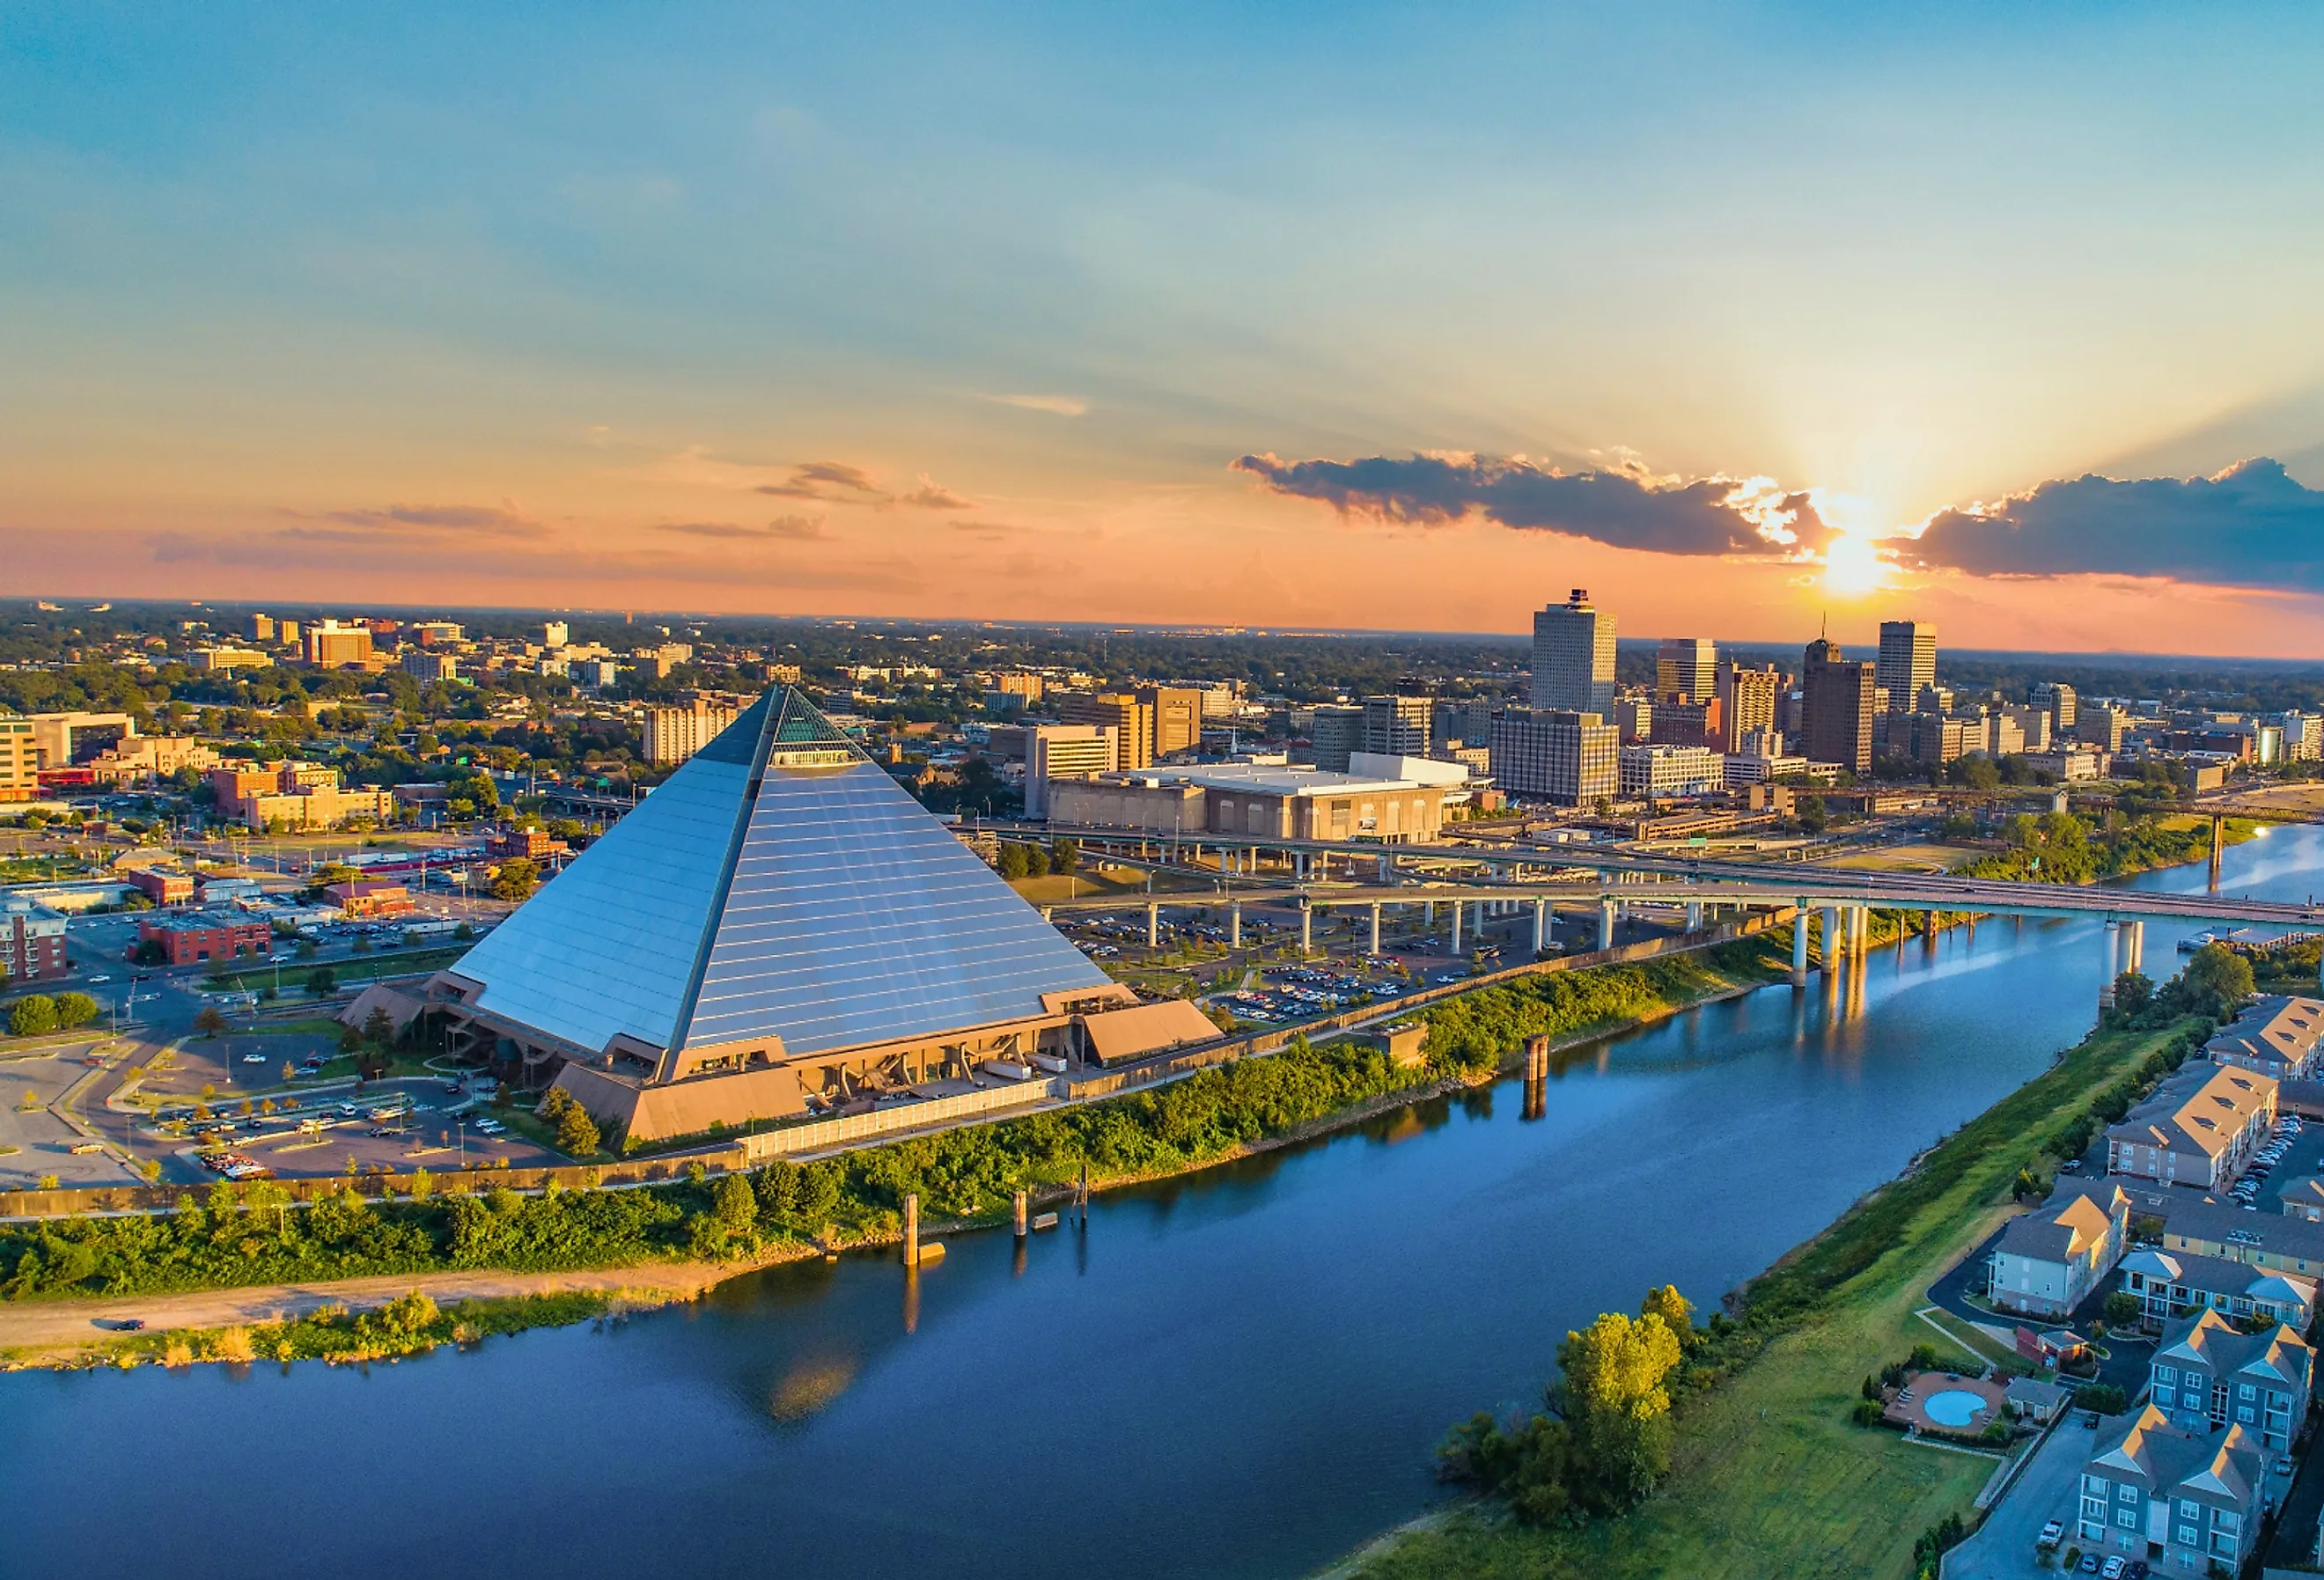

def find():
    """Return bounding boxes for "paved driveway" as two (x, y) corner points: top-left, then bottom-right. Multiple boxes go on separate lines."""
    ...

(1944, 1416), (2097, 1580)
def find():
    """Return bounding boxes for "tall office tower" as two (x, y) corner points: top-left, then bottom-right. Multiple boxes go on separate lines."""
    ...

(1655, 638), (1717, 702)
(1717, 661), (1783, 752)
(250, 613), (276, 643)
(2078, 704), (2129, 753)
(541, 620), (570, 649)
(1307, 704), (1365, 772)
(1057, 692), (1154, 768)
(1489, 711), (1618, 805)
(1532, 589), (1616, 716)
(2033, 682), (2078, 731)
(1431, 695), (1496, 751)
(1608, 695), (1653, 744)
(1874, 621), (1937, 712)
(1026, 724), (1119, 818)
(1136, 685), (1204, 757)
(1362, 694), (1434, 758)
(1801, 636), (1877, 773)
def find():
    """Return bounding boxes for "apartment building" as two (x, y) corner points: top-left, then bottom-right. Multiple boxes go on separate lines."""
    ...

(2106, 1061), (2278, 1190)
(207, 761), (394, 832)
(2119, 1249), (2317, 1333)
(0, 715), (35, 802)
(303, 619), (374, 668)
(2080, 1404), (2267, 1574)
(1987, 1178), (2130, 1319)
(2151, 1308), (2314, 1451)
(643, 700), (742, 765)
(2204, 996), (2324, 1083)
(1056, 692), (1153, 769)
(1617, 743), (1725, 798)
(402, 649), (461, 684)
(1, 894), (69, 982)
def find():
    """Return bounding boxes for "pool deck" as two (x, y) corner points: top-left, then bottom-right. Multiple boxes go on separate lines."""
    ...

(1884, 1370), (2011, 1437)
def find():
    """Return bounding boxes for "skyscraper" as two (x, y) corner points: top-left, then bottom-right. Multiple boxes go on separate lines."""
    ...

(1362, 694), (1433, 758)
(1802, 636), (1877, 773)
(1489, 710), (1618, 806)
(1307, 704), (1364, 772)
(1655, 637), (1717, 702)
(1532, 589), (1616, 716)
(1875, 621), (1936, 713)
(1717, 661), (1783, 753)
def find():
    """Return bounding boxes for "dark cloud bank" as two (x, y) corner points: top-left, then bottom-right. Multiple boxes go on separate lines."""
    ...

(1237, 451), (2324, 589)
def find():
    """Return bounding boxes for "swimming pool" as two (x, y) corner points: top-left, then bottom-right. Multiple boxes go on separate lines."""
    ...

(1922, 1390), (1988, 1429)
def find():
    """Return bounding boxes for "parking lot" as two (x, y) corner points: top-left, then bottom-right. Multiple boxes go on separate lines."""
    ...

(0, 1043), (136, 1189)
(1942, 1415), (2097, 1580)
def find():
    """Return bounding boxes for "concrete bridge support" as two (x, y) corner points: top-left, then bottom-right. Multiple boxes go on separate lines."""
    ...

(1450, 900), (1462, 954)
(1229, 900), (1242, 952)
(1598, 899), (1617, 952)
(1147, 902), (1158, 949)
(2099, 921), (2120, 1009)
(1369, 901), (1382, 956)
(1821, 906), (1843, 972)
(1853, 905), (1870, 957)
(1300, 900), (1313, 956)
(1533, 897), (1548, 954)
(1685, 901), (1703, 932)
(2123, 919), (2144, 977)
(1791, 909), (1811, 987)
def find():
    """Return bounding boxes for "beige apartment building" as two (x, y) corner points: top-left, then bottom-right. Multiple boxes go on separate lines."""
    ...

(1026, 724), (1119, 818)
(1048, 764), (1449, 842)
(644, 700), (743, 765)
(1057, 692), (1153, 768)
(303, 619), (375, 668)
(2106, 1060), (2278, 1191)
(209, 761), (393, 831)
(0, 716), (35, 802)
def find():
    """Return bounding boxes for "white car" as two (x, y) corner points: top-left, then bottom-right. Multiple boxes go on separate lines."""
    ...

(241, 1054), (267, 1064)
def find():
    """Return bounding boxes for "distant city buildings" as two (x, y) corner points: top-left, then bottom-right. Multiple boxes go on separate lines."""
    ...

(1619, 742), (1725, 798)
(1800, 635), (1875, 774)
(1306, 704), (1364, 773)
(643, 699), (742, 766)
(1531, 589), (1615, 716)
(1026, 724), (1119, 818)
(1491, 709), (1617, 805)
(1874, 621), (1936, 710)
(1, 894), (68, 981)
(207, 761), (394, 832)
(1056, 692), (1154, 769)
(1655, 637), (1716, 702)
(1362, 694), (1432, 759)
(0, 716), (34, 803)
(303, 619), (374, 668)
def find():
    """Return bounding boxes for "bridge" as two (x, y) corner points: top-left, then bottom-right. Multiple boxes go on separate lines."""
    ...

(1002, 819), (2324, 1001)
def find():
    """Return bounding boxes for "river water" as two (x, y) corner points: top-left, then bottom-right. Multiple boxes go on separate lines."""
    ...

(4, 828), (2319, 1580)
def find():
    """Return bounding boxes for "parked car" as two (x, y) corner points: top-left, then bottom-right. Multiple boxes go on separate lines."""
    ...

(2102, 1555), (2126, 1578)
(2037, 1519), (2063, 1550)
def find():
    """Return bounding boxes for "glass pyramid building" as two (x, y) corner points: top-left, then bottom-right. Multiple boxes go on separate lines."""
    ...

(431, 688), (1151, 1139)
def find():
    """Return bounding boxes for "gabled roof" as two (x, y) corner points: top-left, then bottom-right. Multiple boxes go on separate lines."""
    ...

(1997, 1179), (2127, 1263)
(2157, 1308), (2315, 1390)
(2086, 1402), (2265, 1509)
(2122, 1247), (2319, 1305)
(445, 687), (1113, 1070)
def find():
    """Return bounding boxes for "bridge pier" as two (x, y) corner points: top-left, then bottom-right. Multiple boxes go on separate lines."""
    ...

(2210, 814), (2225, 892)
(1370, 901), (1381, 957)
(2099, 921), (2120, 1009)
(1533, 897), (1548, 954)
(1853, 905), (1870, 957)
(1791, 908), (1810, 987)
(1450, 900), (1462, 954)
(2123, 919), (2144, 977)
(1300, 900), (1313, 956)
(1685, 901), (1703, 932)
(1821, 906), (1842, 973)
(1147, 901), (1158, 949)
(1230, 900), (1242, 951)
(1599, 899), (1616, 952)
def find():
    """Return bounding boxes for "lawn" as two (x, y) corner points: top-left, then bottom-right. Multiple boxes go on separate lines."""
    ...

(214, 945), (470, 994)
(1355, 1016), (2196, 1580)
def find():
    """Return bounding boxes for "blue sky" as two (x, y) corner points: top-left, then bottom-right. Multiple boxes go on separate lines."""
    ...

(4, 2), (2323, 648)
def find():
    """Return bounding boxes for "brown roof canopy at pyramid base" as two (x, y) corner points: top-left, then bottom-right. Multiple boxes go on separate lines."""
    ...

(421, 687), (1217, 1143)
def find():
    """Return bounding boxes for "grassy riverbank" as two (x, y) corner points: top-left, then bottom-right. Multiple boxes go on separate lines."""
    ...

(0, 938), (1789, 1339)
(1348, 1013), (2203, 1580)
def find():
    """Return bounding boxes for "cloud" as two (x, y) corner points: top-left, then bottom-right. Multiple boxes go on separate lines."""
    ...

(983, 393), (1089, 418)
(890, 474), (974, 511)
(950, 518), (1019, 541)
(655, 515), (829, 541)
(1907, 458), (2324, 589)
(292, 500), (542, 536)
(1232, 452), (1821, 557)
(756, 460), (883, 500)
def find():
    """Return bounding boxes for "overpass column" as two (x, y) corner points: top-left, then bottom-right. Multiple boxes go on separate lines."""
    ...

(1300, 900), (1313, 956)
(1791, 907), (1810, 987)
(1147, 902), (1159, 949)
(2123, 919), (2144, 976)
(1450, 900), (1462, 954)
(1230, 900), (1242, 951)
(1853, 905), (1870, 957)
(2099, 921), (2119, 1009)
(1685, 901), (1703, 932)
(1369, 901), (1381, 957)
(1821, 906), (1842, 972)
(1533, 897), (1548, 954)
(1599, 898), (1616, 952)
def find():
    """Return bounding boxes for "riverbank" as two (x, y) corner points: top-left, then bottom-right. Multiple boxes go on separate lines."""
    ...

(0, 938), (1792, 1367)
(1340, 1013), (2201, 1579)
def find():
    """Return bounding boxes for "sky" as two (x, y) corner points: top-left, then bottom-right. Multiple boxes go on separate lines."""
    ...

(4, 2), (2324, 653)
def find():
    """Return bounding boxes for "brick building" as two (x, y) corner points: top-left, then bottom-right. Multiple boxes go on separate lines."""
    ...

(2, 895), (69, 983)
(134, 913), (274, 966)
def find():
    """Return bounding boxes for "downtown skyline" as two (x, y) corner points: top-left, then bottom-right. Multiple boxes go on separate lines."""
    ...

(5, 2), (2324, 652)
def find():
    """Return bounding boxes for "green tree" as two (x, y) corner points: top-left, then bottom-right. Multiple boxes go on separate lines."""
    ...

(555, 1102), (600, 1157)
(714, 1170), (758, 1237)
(2181, 944), (2254, 1018)
(2103, 1290), (2141, 1327)
(308, 966), (337, 996)
(10, 995), (60, 1037)
(490, 857), (540, 903)
(1794, 796), (1827, 834)
(996, 842), (1030, 881)
(1555, 1308), (1685, 1510)
(1639, 1284), (1695, 1347)
(2111, 971), (2153, 1018)
(193, 1005), (227, 1038)
(1049, 838), (1079, 875)
(362, 1005), (396, 1047)
(50, 991), (99, 1030)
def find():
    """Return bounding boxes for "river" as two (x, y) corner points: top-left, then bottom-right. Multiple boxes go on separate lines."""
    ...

(3, 827), (2319, 1580)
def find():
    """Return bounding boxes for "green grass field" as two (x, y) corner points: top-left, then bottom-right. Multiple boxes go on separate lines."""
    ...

(215, 945), (469, 994)
(1352, 1017), (2195, 1580)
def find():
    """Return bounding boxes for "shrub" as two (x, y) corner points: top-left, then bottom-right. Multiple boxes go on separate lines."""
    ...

(9, 996), (60, 1037)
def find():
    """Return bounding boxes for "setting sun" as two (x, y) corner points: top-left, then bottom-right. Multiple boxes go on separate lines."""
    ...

(1821, 533), (1887, 596)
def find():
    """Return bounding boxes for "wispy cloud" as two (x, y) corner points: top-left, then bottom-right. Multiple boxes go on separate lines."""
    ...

(889, 474), (974, 511)
(1233, 452), (1820, 557)
(290, 499), (543, 537)
(983, 393), (1089, 418)
(655, 514), (829, 541)
(1907, 458), (2324, 590)
(757, 460), (883, 499)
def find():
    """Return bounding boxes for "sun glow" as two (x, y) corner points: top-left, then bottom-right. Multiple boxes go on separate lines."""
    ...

(1821, 533), (1887, 596)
